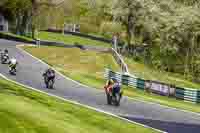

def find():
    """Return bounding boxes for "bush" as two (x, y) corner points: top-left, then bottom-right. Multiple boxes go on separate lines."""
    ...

(99, 21), (123, 38)
(80, 22), (99, 34)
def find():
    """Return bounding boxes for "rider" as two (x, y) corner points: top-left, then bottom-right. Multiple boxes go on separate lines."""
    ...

(3, 49), (8, 56)
(8, 57), (17, 72)
(104, 78), (114, 93)
(112, 79), (121, 97)
(104, 78), (121, 96)
(1, 49), (9, 60)
(4, 49), (8, 54)
(43, 68), (55, 85)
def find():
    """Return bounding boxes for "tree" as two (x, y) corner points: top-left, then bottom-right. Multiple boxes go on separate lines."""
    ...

(0, 0), (32, 35)
(0, 0), (65, 37)
(112, 0), (143, 46)
(29, 0), (65, 38)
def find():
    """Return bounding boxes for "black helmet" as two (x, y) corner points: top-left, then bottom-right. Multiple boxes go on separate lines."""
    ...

(4, 49), (8, 53)
(110, 77), (117, 82)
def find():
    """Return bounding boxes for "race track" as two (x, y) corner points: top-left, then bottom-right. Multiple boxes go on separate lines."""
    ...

(0, 39), (200, 133)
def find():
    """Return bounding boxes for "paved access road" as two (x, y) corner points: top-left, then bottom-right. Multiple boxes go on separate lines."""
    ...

(0, 39), (200, 133)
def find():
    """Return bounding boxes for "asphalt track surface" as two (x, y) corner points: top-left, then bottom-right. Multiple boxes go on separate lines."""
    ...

(0, 39), (200, 133)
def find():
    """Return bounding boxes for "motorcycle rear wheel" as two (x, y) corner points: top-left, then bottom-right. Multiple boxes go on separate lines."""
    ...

(113, 94), (121, 106)
(106, 93), (112, 105)
(48, 80), (54, 89)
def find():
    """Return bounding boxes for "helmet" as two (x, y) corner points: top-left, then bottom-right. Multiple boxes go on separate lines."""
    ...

(112, 77), (118, 82)
(4, 49), (8, 53)
(109, 78), (115, 84)
(10, 58), (16, 62)
(48, 68), (53, 72)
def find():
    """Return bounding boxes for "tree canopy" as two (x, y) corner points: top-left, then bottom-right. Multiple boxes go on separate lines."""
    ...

(1, 0), (200, 81)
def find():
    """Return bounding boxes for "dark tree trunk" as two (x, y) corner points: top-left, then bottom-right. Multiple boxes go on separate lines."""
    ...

(31, 0), (37, 39)
(16, 14), (22, 35)
(20, 11), (30, 35)
(126, 24), (132, 46)
(123, 3), (134, 51)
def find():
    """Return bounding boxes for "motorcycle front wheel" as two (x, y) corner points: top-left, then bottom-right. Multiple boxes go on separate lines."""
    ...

(113, 94), (121, 106)
(9, 69), (16, 75)
(48, 79), (54, 89)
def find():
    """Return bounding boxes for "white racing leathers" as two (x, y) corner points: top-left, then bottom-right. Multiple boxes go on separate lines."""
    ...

(9, 58), (17, 71)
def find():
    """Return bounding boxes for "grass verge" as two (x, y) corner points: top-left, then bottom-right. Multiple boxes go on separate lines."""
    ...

(38, 31), (111, 48)
(0, 77), (158, 133)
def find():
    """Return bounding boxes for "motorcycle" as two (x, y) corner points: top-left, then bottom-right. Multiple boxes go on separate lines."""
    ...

(9, 65), (17, 75)
(1, 54), (9, 64)
(43, 74), (54, 89)
(105, 86), (122, 106)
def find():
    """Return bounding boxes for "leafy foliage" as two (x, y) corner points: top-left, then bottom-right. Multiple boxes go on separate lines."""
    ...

(1, 0), (200, 82)
(111, 0), (200, 82)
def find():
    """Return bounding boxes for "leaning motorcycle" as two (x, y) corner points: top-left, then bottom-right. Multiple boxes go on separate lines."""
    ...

(9, 65), (17, 75)
(43, 75), (54, 89)
(105, 87), (122, 106)
(1, 54), (9, 64)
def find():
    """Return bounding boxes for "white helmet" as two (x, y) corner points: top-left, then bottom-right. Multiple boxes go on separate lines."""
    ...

(10, 58), (17, 64)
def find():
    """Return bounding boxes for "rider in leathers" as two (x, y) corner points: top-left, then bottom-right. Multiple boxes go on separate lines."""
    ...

(43, 68), (55, 88)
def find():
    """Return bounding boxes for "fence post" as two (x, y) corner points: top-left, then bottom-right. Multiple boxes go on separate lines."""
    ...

(36, 38), (40, 48)
(63, 23), (66, 35)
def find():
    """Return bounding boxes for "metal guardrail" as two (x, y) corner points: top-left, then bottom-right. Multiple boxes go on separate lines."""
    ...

(105, 69), (140, 88)
(105, 69), (200, 104)
(175, 87), (200, 103)
(111, 48), (129, 74)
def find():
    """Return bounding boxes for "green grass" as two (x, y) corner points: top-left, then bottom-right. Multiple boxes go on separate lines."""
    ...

(23, 46), (119, 89)
(23, 46), (200, 114)
(86, 32), (112, 39)
(125, 58), (200, 89)
(38, 31), (111, 48)
(0, 77), (158, 133)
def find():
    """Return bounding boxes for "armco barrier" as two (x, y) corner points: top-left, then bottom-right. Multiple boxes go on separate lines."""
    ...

(175, 87), (200, 103)
(105, 69), (139, 89)
(105, 69), (200, 104)
(137, 78), (145, 90)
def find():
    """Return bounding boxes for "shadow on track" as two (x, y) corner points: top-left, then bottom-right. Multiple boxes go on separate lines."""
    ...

(122, 115), (200, 133)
